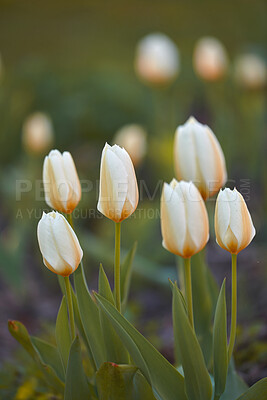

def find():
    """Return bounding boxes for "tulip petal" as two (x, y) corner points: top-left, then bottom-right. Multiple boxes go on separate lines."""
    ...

(215, 190), (231, 246)
(43, 156), (53, 209)
(97, 144), (128, 222)
(37, 212), (67, 274)
(48, 150), (69, 210)
(51, 213), (83, 271)
(179, 181), (209, 251)
(236, 190), (256, 252)
(62, 152), (81, 200)
(161, 182), (186, 255)
(111, 145), (138, 210)
(174, 123), (197, 182)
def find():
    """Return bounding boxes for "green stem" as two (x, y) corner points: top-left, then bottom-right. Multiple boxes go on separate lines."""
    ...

(66, 212), (74, 227)
(184, 257), (194, 330)
(114, 222), (121, 312)
(176, 256), (185, 295)
(64, 276), (75, 341)
(228, 254), (237, 362)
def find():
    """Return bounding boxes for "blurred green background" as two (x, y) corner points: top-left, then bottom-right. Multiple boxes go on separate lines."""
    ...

(0, 0), (267, 397)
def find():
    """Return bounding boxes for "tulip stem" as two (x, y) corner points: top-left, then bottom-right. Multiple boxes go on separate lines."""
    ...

(64, 276), (75, 341)
(114, 222), (121, 312)
(228, 254), (237, 362)
(184, 257), (194, 330)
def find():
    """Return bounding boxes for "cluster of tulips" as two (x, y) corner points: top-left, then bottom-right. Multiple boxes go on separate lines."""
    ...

(9, 117), (267, 400)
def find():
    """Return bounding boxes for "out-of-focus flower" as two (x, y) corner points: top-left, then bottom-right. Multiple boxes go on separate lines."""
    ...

(113, 124), (147, 167)
(215, 188), (256, 254)
(97, 143), (139, 222)
(161, 179), (209, 258)
(234, 53), (267, 90)
(174, 116), (227, 200)
(135, 32), (180, 86)
(43, 149), (81, 214)
(37, 211), (83, 276)
(22, 112), (54, 154)
(193, 37), (229, 81)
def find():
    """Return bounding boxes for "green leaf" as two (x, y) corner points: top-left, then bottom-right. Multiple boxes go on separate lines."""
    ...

(31, 336), (65, 382)
(121, 242), (137, 312)
(236, 378), (267, 400)
(96, 362), (137, 400)
(74, 264), (106, 369)
(132, 370), (157, 400)
(191, 252), (214, 367)
(172, 283), (212, 400)
(64, 336), (91, 400)
(213, 279), (228, 397)
(71, 286), (96, 372)
(98, 264), (129, 364)
(221, 360), (248, 400)
(55, 296), (72, 373)
(8, 320), (64, 394)
(95, 293), (186, 400)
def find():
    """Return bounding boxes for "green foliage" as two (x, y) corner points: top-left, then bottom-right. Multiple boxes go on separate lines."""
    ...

(74, 265), (106, 369)
(120, 241), (137, 312)
(8, 320), (64, 395)
(237, 378), (267, 399)
(96, 363), (137, 400)
(213, 279), (228, 398)
(55, 296), (72, 373)
(95, 292), (186, 400)
(98, 264), (129, 364)
(64, 337), (91, 400)
(172, 282), (213, 400)
(7, 247), (267, 400)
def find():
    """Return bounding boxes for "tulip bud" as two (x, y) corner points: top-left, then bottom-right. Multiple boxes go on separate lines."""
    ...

(215, 188), (256, 254)
(193, 37), (228, 82)
(135, 32), (180, 86)
(174, 116), (227, 200)
(161, 179), (209, 258)
(113, 124), (147, 167)
(43, 149), (81, 214)
(234, 53), (267, 90)
(22, 112), (54, 155)
(97, 143), (139, 222)
(37, 211), (83, 276)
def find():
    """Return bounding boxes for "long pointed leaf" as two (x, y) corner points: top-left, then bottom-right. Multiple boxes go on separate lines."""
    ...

(8, 320), (64, 394)
(213, 279), (228, 398)
(172, 283), (212, 400)
(220, 360), (248, 400)
(98, 264), (129, 364)
(236, 378), (267, 400)
(55, 296), (72, 373)
(31, 336), (64, 382)
(95, 293), (186, 400)
(121, 242), (137, 312)
(74, 264), (106, 368)
(96, 362), (137, 400)
(64, 337), (91, 400)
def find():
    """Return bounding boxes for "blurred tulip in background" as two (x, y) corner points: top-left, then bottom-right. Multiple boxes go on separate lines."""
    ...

(193, 36), (229, 81)
(22, 112), (54, 155)
(135, 32), (180, 86)
(113, 124), (147, 167)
